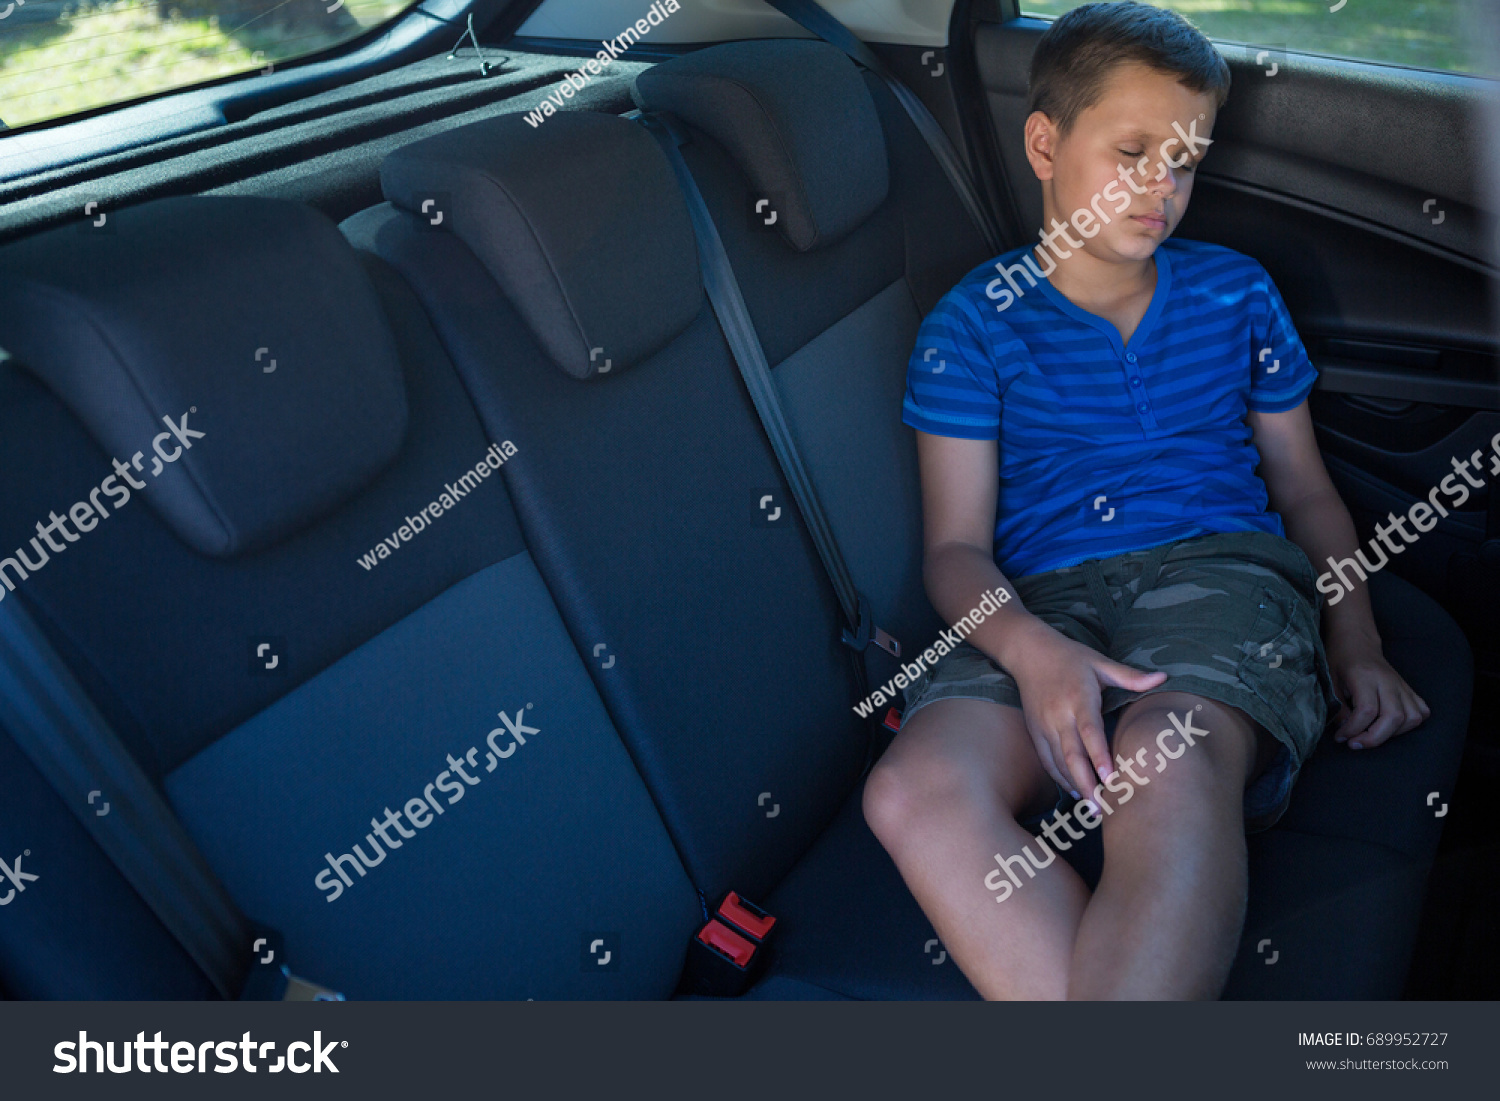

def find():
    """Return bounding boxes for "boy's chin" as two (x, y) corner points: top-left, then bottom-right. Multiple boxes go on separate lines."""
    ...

(1104, 230), (1165, 261)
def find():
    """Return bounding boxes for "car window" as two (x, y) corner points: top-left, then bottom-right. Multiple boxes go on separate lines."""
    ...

(1020, 0), (1492, 77)
(0, 0), (414, 132)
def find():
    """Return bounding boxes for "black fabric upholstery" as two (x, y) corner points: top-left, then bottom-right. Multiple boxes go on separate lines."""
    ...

(1272, 570), (1472, 862)
(667, 111), (907, 377)
(633, 40), (890, 253)
(1227, 831), (1428, 999)
(0, 204), (702, 1001)
(0, 725), (216, 999)
(356, 201), (869, 904)
(657, 65), (994, 654)
(0, 198), (408, 558)
(761, 789), (982, 1000)
(380, 112), (702, 380)
(0, 251), (525, 776)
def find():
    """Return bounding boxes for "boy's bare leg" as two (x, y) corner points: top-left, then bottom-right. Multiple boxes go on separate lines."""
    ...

(1068, 691), (1271, 999)
(863, 697), (1091, 1000)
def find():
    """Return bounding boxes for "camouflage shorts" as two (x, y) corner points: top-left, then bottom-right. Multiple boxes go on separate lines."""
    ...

(901, 530), (1342, 829)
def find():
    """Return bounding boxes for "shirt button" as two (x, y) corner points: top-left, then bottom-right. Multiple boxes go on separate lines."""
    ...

(1130, 377), (1142, 387)
(1136, 402), (1149, 414)
(1126, 352), (1137, 363)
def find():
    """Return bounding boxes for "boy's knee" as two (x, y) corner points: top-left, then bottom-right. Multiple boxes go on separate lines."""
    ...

(862, 751), (975, 840)
(1111, 696), (1256, 797)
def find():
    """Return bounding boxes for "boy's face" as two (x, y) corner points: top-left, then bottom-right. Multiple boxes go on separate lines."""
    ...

(1028, 62), (1218, 265)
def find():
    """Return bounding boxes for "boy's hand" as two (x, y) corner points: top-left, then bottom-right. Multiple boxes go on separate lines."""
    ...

(1325, 626), (1430, 749)
(1002, 618), (1169, 798)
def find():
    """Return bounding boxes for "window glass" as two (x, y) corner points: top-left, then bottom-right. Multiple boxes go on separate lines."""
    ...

(1, 0), (413, 131)
(1021, 1), (1488, 76)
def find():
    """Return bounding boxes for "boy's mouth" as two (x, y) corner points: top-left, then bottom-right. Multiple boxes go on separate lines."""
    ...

(1130, 210), (1168, 231)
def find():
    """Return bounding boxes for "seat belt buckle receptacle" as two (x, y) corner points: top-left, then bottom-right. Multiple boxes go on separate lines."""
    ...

(842, 592), (900, 657)
(682, 893), (778, 997)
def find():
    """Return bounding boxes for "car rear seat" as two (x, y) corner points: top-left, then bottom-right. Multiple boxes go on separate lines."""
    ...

(622, 43), (1003, 998)
(350, 109), (876, 906)
(346, 100), (991, 997)
(355, 37), (1469, 999)
(0, 196), (701, 999)
(625, 39), (1472, 999)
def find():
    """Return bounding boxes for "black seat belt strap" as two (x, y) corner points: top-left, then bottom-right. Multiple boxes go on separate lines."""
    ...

(763, 0), (1003, 255)
(639, 112), (899, 663)
(0, 595), (340, 1000)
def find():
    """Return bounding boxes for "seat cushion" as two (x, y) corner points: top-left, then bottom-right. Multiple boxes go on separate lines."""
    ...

(1227, 829), (1427, 999)
(1272, 568), (1471, 862)
(167, 554), (699, 999)
(756, 787), (981, 1000)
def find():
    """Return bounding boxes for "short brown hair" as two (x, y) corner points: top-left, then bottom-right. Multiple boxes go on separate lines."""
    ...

(1027, 2), (1230, 136)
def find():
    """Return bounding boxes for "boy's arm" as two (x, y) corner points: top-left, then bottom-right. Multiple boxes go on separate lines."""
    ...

(1248, 401), (1430, 747)
(916, 431), (1165, 795)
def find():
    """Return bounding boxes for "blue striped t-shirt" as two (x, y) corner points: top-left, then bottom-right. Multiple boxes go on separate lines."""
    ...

(903, 239), (1316, 579)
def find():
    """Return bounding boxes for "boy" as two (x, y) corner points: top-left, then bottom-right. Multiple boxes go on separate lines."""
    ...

(863, 1), (1430, 1000)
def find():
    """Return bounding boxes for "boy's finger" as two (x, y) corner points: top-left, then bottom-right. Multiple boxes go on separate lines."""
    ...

(1034, 734), (1072, 795)
(1057, 729), (1096, 800)
(1025, 721), (1074, 796)
(1077, 714), (1114, 784)
(1393, 684), (1424, 735)
(1333, 675), (1378, 742)
(1414, 691), (1432, 720)
(1097, 660), (1168, 692)
(1349, 683), (1402, 749)
(1403, 682), (1430, 729)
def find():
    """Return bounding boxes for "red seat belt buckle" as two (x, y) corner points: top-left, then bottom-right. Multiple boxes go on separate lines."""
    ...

(882, 706), (902, 733)
(680, 892), (778, 996)
(695, 919), (756, 968)
(716, 891), (776, 941)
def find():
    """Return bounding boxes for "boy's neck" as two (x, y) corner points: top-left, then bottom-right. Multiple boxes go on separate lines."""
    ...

(1031, 236), (1157, 311)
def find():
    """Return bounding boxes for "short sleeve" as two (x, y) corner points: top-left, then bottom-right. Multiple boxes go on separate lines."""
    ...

(903, 290), (1002, 439)
(1247, 265), (1317, 412)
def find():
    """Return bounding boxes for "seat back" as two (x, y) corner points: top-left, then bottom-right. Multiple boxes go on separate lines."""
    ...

(360, 109), (870, 903)
(633, 40), (997, 649)
(0, 196), (697, 998)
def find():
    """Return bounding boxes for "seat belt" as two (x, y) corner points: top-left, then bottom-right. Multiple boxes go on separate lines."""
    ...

(638, 112), (901, 673)
(0, 594), (340, 1001)
(763, 0), (1004, 256)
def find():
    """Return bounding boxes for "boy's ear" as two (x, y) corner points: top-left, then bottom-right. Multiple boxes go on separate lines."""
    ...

(1023, 110), (1058, 182)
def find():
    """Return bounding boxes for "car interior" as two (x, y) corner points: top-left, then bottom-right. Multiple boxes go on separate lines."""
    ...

(0, 0), (1495, 1001)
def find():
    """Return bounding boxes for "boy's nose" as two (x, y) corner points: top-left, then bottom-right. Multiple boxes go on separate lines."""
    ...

(1148, 160), (1182, 197)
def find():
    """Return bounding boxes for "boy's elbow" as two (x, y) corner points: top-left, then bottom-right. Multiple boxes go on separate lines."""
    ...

(922, 539), (990, 594)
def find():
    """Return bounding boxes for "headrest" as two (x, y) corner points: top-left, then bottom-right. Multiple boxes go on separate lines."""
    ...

(0, 197), (408, 558)
(380, 111), (703, 380)
(632, 39), (889, 253)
